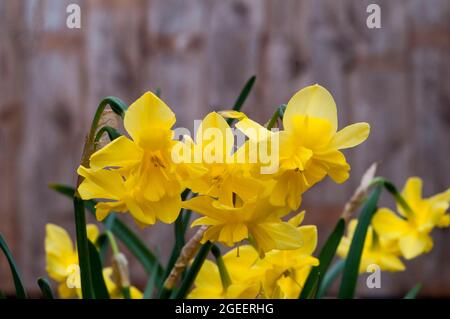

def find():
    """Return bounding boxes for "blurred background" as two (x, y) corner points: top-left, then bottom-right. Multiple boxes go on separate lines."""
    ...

(1, 0), (449, 297)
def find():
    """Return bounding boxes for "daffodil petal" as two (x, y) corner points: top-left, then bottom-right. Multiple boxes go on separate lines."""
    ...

(372, 208), (409, 239)
(399, 233), (430, 260)
(260, 222), (303, 250)
(77, 166), (126, 200)
(331, 122), (370, 149)
(288, 211), (305, 227)
(284, 84), (338, 133)
(124, 91), (175, 144)
(89, 136), (143, 169)
(295, 225), (318, 255)
(401, 177), (423, 212)
(86, 224), (99, 243)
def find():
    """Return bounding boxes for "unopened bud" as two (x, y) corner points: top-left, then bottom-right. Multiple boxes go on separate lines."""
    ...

(112, 253), (130, 288)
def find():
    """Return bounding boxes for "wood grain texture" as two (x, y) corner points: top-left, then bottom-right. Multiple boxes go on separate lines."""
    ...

(0, 0), (449, 297)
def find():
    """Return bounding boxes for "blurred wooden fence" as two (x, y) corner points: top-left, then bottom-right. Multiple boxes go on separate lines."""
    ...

(1, 0), (449, 297)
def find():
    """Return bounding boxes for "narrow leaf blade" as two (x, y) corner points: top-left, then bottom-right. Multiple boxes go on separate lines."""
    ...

(227, 75), (256, 125)
(404, 283), (422, 299)
(37, 277), (54, 299)
(88, 240), (110, 299)
(317, 259), (345, 298)
(338, 186), (382, 299)
(300, 218), (346, 299)
(0, 233), (27, 298)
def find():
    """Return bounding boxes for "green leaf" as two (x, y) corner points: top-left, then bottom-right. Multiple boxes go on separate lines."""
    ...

(73, 197), (94, 299)
(49, 184), (164, 280)
(37, 277), (54, 299)
(338, 186), (383, 299)
(299, 218), (346, 299)
(48, 183), (75, 198)
(88, 240), (110, 299)
(173, 242), (212, 299)
(227, 75), (256, 125)
(94, 126), (122, 143)
(317, 259), (345, 298)
(404, 283), (422, 299)
(266, 104), (287, 129)
(143, 260), (160, 299)
(96, 233), (110, 263)
(0, 233), (27, 298)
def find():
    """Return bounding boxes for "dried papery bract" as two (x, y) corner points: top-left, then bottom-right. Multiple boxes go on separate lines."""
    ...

(341, 162), (378, 222)
(163, 225), (208, 292)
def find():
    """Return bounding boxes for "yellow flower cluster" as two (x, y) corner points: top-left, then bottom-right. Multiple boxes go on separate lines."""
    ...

(77, 84), (369, 256)
(73, 84), (371, 298)
(189, 212), (319, 299)
(45, 224), (142, 299)
(338, 177), (450, 273)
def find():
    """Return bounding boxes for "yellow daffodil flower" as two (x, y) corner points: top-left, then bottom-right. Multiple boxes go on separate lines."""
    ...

(188, 246), (262, 299)
(337, 219), (405, 273)
(178, 112), (263, 206)
(189, 212), (319, 299)
(372, 177), (450, 259)
(78, 92), (185, 226)
(239, 84), (370, 210)
(45, 223), (142, 299)
(254, 212), (319, 298)
(45, 223), (99, 298)
(183, 195), (302, 253)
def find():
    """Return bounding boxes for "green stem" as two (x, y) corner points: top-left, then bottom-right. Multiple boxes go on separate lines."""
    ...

(122, 287), (131, 299)
(173, 242), (212, 299)
(73, 196), (94, 299)
(266, 104), (286, 130)
(211, 245), (232, 292)
(94, 126), (121, 143)
(85, 97), (127, 161)
(106, 231), (120, 255)
(370, 177), (413, 216)
(181, 210), (192, 235)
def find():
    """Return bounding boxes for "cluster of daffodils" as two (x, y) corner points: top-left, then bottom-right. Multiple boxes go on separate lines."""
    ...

(42, 82), (450, 299)
(338, 177), (450, 273)
(77, 85), (369, 253)
(62, 84), (367, 298)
